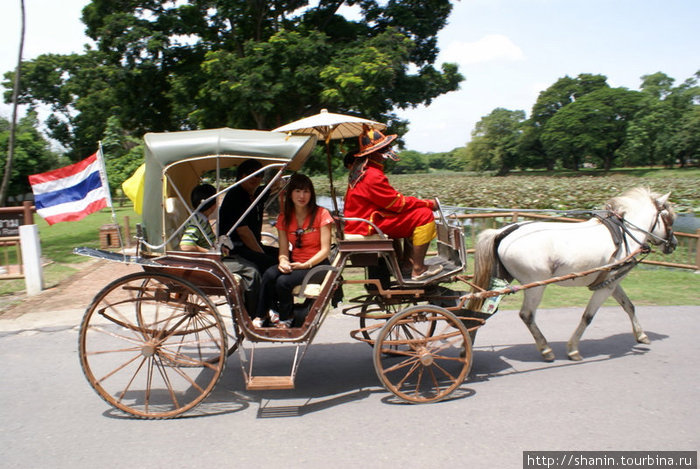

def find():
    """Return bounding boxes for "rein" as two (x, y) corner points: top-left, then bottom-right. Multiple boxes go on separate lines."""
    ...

(462, 245), (651, 302)
(620, 211), (675, 249)
(588, 245), (650, 290)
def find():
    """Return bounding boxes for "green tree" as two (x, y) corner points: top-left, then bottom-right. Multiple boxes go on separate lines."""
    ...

(618, 71), (699, 167)
(617, 97), (676, 166)
(520, 73), (609, 169)
(541, 87), (643, 170)
(464, 108), (525, 175)
(670, 105), (700, 167)
(5, 52), (122, 160)
(101, 116), (143, 196)
(0, 112), (61, 201)
(391, 149), (428, 174)
(6, 0), (463, 157)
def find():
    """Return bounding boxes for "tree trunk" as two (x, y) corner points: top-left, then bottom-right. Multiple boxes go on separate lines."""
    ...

(0, 0), (25, 207)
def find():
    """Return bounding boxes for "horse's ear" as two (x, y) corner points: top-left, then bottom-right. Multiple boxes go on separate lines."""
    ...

(656, 192), (671, 209)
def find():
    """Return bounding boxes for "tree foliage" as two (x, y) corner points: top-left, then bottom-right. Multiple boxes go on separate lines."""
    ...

(101, 116), (143, 196)
(470, 71), (698, 172)
(5, 0), (463, 164)
(0, 112), (61, 201)
(541, 87), (643, 170)
(464, 108), (525, 175)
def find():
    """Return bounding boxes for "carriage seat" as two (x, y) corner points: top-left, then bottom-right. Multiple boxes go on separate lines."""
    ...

(291, 249), (344, 299)
(291, 282), (322, 298)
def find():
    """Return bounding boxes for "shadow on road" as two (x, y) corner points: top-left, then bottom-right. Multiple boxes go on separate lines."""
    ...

(469, 330), (668, 381)
(99, 330), (668, 420)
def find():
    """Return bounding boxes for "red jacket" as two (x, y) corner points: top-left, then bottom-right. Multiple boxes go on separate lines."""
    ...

(344, 160), (435, 238)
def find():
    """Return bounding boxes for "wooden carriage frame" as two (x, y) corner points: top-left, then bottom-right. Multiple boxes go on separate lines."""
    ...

(76, 128), (486, 419)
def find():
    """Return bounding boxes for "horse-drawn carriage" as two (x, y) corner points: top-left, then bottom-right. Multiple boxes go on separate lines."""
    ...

(75, 127), (677, 419)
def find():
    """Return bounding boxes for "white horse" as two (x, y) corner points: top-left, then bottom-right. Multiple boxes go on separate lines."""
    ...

(468, 187), (677, 361)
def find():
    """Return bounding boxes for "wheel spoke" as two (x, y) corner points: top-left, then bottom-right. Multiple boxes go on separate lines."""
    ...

(116, 354), (147, 403)
(96, 352), (143, 384)
(86, 325), (147, 347)
(413, 366), (426, 397)
(396, 360), (422, 389)
(163, 359), (207, 394)
(426, 366), (442, 396)
(153, 355), (180, 410)
(382, 355), (420, 374)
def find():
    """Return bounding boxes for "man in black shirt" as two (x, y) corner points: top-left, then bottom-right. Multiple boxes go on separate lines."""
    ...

(219, 159), (279, 273)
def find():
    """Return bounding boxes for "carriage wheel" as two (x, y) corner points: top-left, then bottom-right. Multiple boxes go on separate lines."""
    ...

(79, 272), (228, 419)
(373, 305), (472, 403)
(359, 296), (420, 347)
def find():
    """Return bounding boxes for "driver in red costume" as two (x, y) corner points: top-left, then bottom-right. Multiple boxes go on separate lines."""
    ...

(343, 125), (442, 281)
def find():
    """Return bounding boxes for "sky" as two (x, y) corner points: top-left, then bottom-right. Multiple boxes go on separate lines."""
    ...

(1, 0), (699, 153)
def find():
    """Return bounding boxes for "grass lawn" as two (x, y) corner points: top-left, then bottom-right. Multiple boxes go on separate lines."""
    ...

(498, 266), (699, 309)
(339, 266), (699, 308)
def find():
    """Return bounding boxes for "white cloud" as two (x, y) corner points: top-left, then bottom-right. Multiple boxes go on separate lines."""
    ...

(440, 34), (525, 66)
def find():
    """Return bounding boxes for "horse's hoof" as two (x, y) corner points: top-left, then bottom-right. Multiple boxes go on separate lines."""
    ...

(541, 348), (555, 362)
(568, 351), (583, 361)
(637, 334), (650, 345)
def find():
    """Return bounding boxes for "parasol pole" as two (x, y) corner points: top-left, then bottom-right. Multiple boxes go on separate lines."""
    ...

(324, 128), (340, 215)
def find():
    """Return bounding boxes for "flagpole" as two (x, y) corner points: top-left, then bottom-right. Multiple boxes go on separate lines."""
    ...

(97, 141), (127, 258)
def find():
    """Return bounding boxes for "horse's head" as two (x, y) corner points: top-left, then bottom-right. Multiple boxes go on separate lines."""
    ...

(609, 188), (677, 254)
(651, 192), (677, 254)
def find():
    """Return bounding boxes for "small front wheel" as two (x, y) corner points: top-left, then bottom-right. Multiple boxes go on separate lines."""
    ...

(79, 272), (227, 419)
(373, 305), (472, 403)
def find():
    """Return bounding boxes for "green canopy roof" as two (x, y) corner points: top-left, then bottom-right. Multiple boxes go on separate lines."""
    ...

(141, 128), (317, 250)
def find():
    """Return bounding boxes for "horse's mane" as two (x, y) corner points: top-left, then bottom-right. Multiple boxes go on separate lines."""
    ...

(606, 187), (674, 217)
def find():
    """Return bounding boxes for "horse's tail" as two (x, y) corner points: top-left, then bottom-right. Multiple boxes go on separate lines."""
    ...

(466, 228), (500, 311)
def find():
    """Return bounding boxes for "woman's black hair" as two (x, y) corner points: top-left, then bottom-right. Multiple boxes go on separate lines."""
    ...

(283, 173), (317, 224)
(191, 184), (217, 212)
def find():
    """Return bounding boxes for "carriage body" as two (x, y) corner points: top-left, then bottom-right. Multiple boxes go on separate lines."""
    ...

(76, 128), (479, 418)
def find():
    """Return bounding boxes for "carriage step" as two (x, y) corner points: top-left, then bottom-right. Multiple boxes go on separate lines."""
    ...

(246, 376), (296, 391)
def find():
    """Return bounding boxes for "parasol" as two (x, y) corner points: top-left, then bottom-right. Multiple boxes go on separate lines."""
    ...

(274, 108), (385, 143)
(273, 109), (386, 213)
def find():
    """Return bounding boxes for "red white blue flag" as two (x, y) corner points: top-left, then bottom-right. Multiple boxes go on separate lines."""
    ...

(28, 151), (112, 225)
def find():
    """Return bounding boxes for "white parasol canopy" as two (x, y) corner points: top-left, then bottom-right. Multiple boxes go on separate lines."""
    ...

(273, 109), (386, 143)
(273, 109), (387, 216)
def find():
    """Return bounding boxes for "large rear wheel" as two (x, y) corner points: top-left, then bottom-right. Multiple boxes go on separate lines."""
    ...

(79, 272), (227, 419)
(373, 305), (472, 403)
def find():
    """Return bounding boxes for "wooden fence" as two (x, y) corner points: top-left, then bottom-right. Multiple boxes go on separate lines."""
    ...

(450, 211), (699, 271)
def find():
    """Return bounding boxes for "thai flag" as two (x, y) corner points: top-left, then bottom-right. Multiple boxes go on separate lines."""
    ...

(28, 151), (112, 225)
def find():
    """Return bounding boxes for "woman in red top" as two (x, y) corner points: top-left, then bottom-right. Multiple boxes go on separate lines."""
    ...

(253, 173), (333, 328)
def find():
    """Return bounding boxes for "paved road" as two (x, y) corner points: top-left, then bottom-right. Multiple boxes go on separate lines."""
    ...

(1, 280), (698, 468)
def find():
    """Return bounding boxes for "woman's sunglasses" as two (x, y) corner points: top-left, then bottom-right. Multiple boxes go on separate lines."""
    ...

(295, 228), (304, 249)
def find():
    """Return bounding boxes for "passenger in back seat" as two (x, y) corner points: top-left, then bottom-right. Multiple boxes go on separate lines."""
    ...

(343, 125), (442, 282)
(180, 184), (261, 315)
(219, 159), (279, 273)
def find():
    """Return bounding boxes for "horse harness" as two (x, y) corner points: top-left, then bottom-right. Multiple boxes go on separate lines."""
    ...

(491, 207), (672, 291)
(588, 204), (675, 290)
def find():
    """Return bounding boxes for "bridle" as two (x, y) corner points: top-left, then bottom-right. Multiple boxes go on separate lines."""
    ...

(613, 203), (677, 255)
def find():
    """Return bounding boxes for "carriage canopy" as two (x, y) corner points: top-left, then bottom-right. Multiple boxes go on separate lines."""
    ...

(141, 128), (317, 250)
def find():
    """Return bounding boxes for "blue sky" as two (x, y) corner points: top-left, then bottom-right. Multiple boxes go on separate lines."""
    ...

(2, 0), (698, 153)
